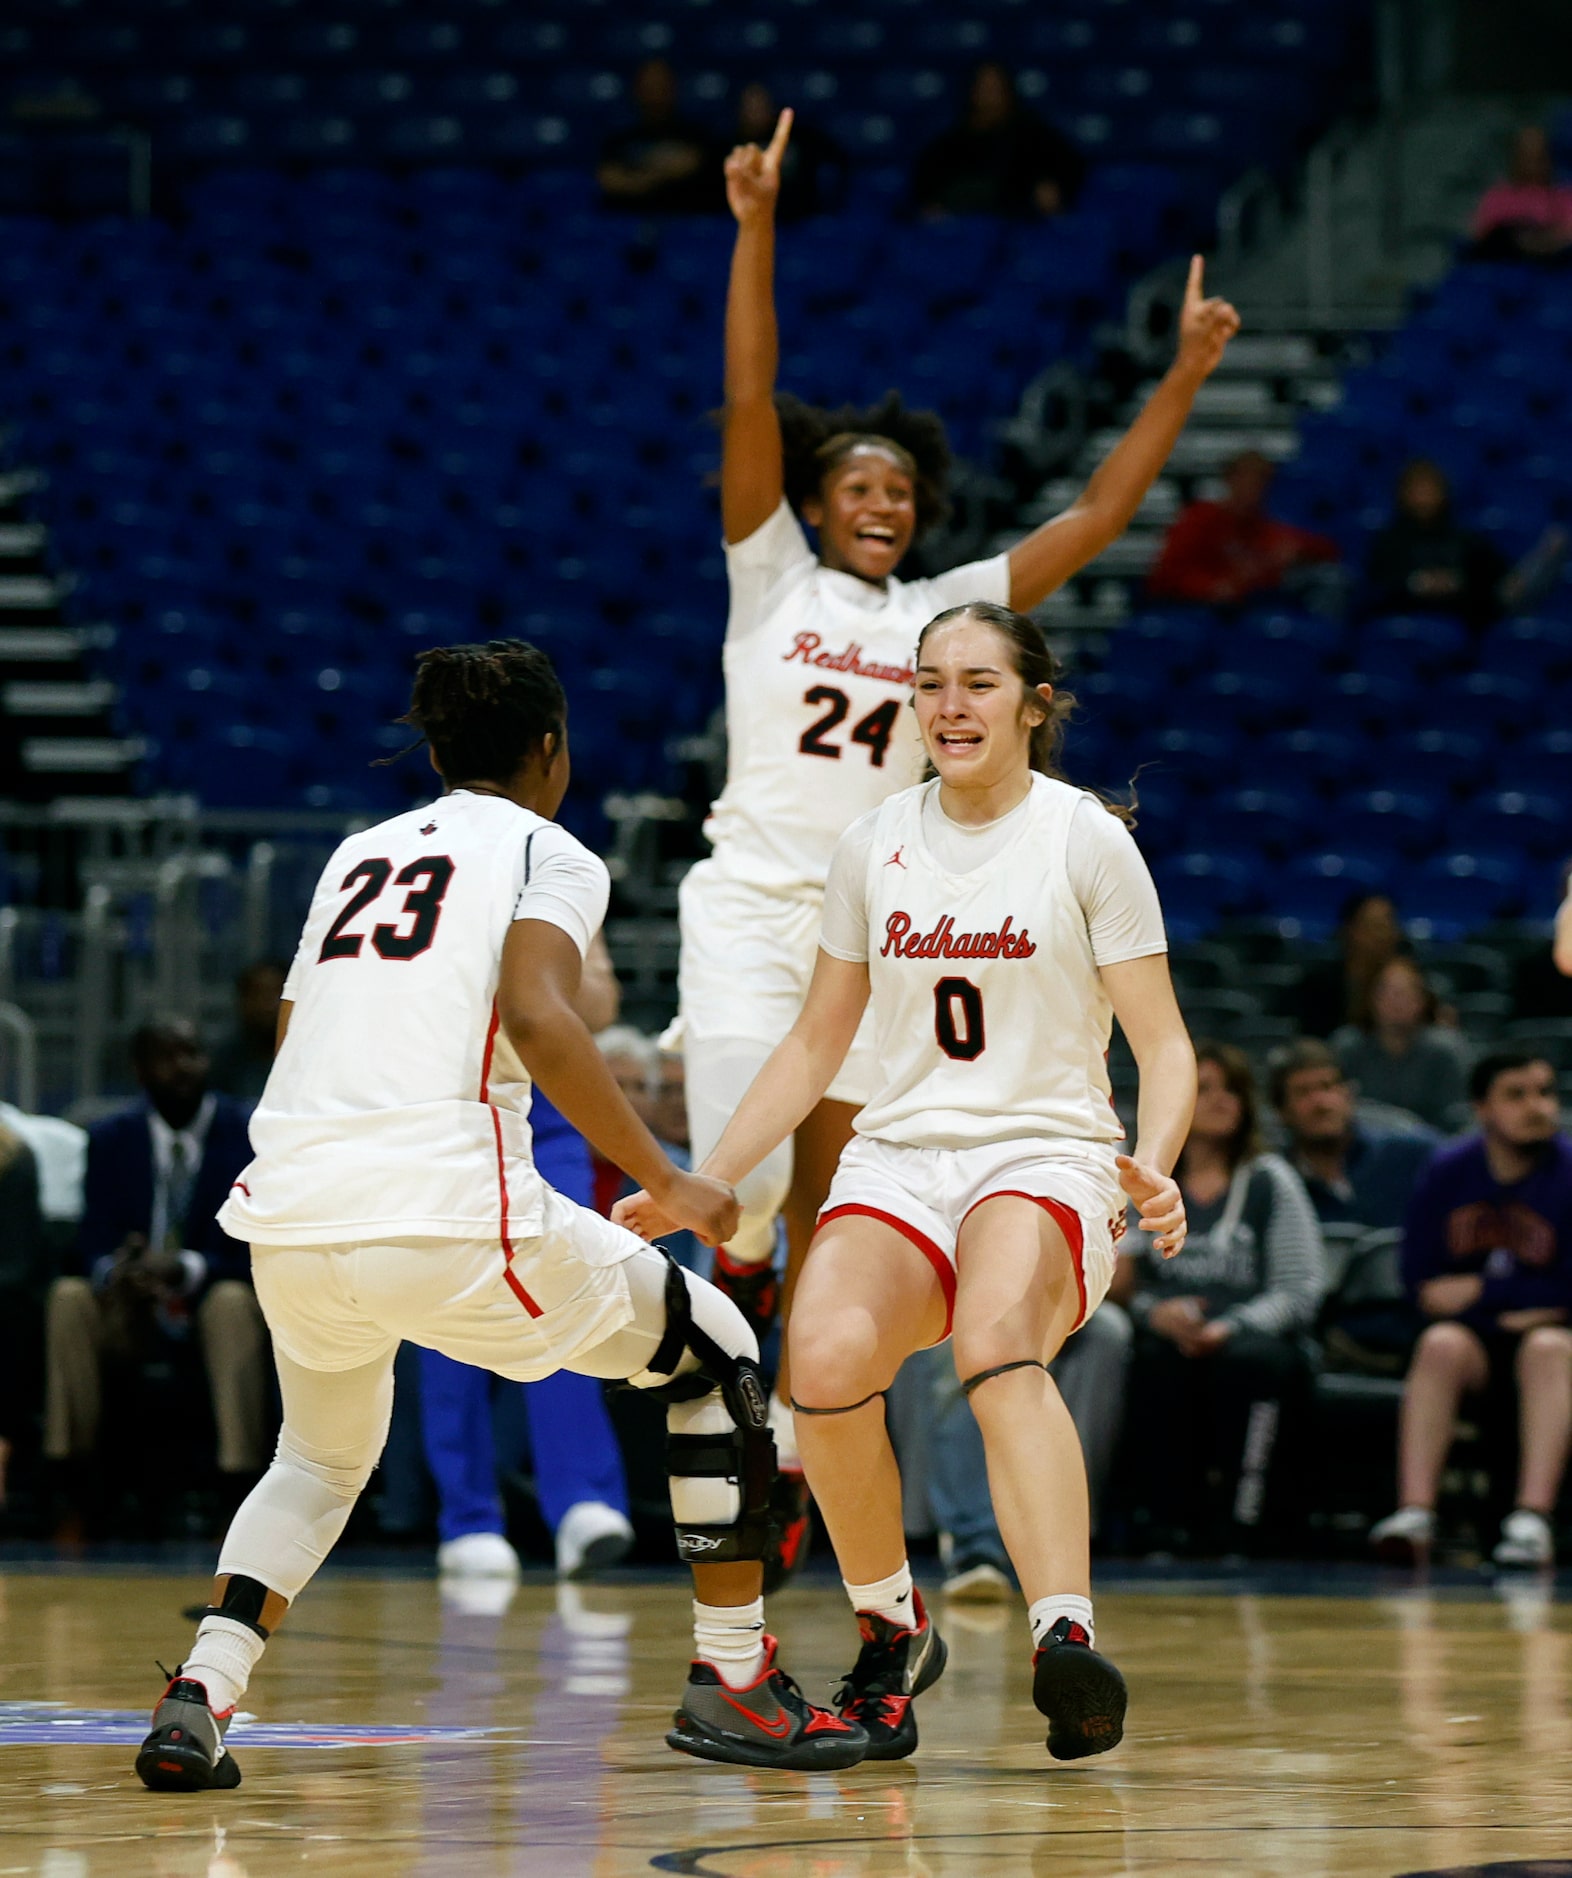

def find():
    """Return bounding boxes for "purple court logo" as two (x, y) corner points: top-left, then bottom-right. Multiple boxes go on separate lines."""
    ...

(0, 1702), (498, 1748)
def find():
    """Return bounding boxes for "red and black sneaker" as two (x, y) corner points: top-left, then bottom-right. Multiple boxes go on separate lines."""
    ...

(668, 1634), (868, 1770)
(135, 1675), (242, 1792)
(833, 1591), (949, 1761)
(762, 1467), (813, 1594)
(1031, 1617), (1126, 1761)
(710, 1248), (781, 1347)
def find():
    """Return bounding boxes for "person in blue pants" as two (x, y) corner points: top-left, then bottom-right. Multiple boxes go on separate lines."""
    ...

(421, 929), (637, 1583)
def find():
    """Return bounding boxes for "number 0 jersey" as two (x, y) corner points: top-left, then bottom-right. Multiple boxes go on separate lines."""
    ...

(219, 791), (610, 1248)
(818, 775), (1166, 1152)
(704, 500), (1010, 897)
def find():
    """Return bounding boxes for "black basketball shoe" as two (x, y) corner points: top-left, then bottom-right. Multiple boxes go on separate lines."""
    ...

(668, 1634), (868, 1770)
(1032, 1617), (1127, 1761)
(709, 1248), (781, 1348)
(833, 1591), (949, 1761)
(136, 1675), (243, 1792)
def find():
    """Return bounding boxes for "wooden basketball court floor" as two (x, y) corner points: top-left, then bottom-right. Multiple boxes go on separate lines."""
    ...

(4, 1562), (1572, 1878)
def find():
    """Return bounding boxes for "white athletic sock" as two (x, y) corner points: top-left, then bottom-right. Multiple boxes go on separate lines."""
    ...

(844, 1562), (916, 1632)
(693, 1597), (767, 1690)
(1029, 1594), (1096, 1651)
(768, 1392), (800, 1471)
(182, 1615), (267, 1715)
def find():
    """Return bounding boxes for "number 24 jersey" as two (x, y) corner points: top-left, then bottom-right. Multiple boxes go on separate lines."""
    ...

(219, 791), (609, 1249)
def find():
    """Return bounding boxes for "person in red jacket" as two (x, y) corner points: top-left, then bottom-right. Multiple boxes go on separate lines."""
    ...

(1148, 451), (1339, 606)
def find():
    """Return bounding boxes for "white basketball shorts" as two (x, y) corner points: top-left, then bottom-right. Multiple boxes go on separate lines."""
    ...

(250, 1185), (644, 1380)
(818, 1134), (1126, 1344)
(677, 859), (879, 1107)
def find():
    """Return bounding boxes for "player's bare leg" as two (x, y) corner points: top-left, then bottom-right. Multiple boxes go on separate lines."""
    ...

(789, 1216), (950, 1757)
(953, 1197), (1125, 1761)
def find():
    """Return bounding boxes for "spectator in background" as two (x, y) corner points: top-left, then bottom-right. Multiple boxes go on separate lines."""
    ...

(1470, 125), (1572, 264)
(1112, 1043), (1326, 1555)
(209, 960), (287, 1105)
(731, 83), (844, 221)
(1296, 892), (1407, 1040)
(44, 1020), (267, 1519)
(1272, 1039), (1439, 1232)
(912, 62), (1085, 218)
(1366, 459), (1508, 630)
(593, 1025), (659, 1215)
(1332, 957), (1471, 1133)
(597, 58), (722, 214)
(1371, 1051), (1572, 1568)
(0, 1119), (45, 1511)
(1147, 450), (1340, 608)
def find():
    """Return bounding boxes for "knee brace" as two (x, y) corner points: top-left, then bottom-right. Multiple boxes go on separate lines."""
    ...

(632, 1257), (776, 1565)
(961, 1358), (1047, 1399)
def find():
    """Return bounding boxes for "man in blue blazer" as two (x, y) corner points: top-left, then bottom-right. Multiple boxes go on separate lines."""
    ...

(44, 1019), (267, 1506)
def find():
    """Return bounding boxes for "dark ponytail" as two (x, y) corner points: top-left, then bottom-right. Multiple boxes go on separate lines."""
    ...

(916, 601), (1135, 825)
(393, 638), (566, 787)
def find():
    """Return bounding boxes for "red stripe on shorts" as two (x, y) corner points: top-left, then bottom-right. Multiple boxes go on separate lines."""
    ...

(961, 1190), (1088, 1330)
(489, 1093), (542, 1319)
(818, 1203), (956, 1345)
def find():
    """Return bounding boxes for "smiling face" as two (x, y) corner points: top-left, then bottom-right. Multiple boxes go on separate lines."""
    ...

(801, 444), (917, 584)
(913, 616), (1048, 790)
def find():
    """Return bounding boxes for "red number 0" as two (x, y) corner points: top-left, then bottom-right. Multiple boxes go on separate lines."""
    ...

(934, 977), (986, 1060)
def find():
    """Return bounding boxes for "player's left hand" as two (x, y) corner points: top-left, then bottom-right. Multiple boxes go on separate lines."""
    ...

(1116, 1153), (1187, 1259)
(1174, 255), (1240, 384)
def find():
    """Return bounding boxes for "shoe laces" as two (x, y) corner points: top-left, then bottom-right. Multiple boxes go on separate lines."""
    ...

(834, 1630), (908, 1709)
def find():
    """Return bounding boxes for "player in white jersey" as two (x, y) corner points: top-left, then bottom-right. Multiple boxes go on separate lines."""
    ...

(134, 640), (869, 1794)
(622, 601), (1197, 1764)
(685, 111), (1238, 1558)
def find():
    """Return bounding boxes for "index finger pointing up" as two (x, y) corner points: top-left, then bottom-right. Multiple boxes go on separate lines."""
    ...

(766, 107), (795, 164)
(1185, 253), (1204, 304)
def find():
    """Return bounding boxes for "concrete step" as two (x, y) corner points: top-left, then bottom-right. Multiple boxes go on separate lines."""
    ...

(20, 736), (144, 775)
(0, 627), (83, 662)
(0, 522), (46, 559)
(4, 679), (116, 716)
(0, 574), (61, 611)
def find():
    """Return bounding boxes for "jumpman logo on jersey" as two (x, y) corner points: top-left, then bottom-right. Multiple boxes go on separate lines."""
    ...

(885, 846), (908, 869)
(420, 821), (438, 835)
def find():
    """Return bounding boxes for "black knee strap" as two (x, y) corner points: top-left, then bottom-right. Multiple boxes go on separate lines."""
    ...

(200, 1573), (273, 1642)
(961, 1359), (1047, 1399)
(789, 1391), (885, 1416)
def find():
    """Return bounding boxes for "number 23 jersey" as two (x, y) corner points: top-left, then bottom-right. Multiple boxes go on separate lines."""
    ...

(704, 500), (1010, 896)
(819, 775), (1167, 1151)
(220, 791), (609, 1248)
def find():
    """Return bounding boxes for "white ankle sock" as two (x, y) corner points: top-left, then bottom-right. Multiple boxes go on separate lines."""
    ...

(844, 1562), (915, 1631)
(768, 1393), (800, 1471)
(1029, 1594), (1095, 1651)
(182, 1615), (267, 1714)
(693, 1597), (767, 1690)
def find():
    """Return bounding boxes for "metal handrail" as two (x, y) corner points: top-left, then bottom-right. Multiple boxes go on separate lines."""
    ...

(1305, 121), (1362, 326)
(1216, 167), (1281, 274)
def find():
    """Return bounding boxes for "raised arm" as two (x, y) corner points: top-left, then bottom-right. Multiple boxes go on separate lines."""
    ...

(1007, 256), (1240, 611)
(1555, 874), (1572, 977)
(721, 109), (792, 546)
(1101, 952), (1197, 1258)
(614, 948), (869, 1239)
(497, 920), (738, 1245)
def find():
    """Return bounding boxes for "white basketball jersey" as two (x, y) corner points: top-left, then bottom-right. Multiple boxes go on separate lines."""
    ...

(704, 501), (1011, 896)
(851, 776), (1125, 1152)
(220, 792), (607, 1248)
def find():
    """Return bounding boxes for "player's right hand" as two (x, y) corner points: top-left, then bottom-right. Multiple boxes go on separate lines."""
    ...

(1174, 255), (1240, 384)
(614, 1173), (742, 1248)
(725, 108), (793, 223)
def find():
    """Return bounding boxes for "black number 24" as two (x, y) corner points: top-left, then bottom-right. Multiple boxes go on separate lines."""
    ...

(319, 855), (455, 963)
(799, 686), (900, 768)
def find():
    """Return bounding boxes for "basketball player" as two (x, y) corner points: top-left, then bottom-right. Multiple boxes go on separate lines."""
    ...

(685, 110), (1238, 1562)
(622, 602), (1196, 1762)
(135, 641), (867, 1792)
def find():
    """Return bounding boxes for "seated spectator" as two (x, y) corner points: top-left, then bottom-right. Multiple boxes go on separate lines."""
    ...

(1295, 892), (1407, 1040)
(1370, 1051), (1572, 1568)
(1470, 125), (1572, 264)
(44, 1019), (267, 1527)
(1112, 1042), (1326, 1554)
(209, 959), (286, 1105)
(1332, 957), (1472, 1133)
(1366, 459), (1508, 630)
(1147, 450), (1340, 608)
(0, 1119), (45, 1510)
(912, 62), (1085, 218)
(731, 83), (844, 221)
(1271, 1039), (1440, 1231)
(597, 58), (722, 214)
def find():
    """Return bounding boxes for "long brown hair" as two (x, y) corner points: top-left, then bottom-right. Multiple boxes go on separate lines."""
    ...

(1189, 1039), (1263, 1173)
(915, 601), (1135, 823)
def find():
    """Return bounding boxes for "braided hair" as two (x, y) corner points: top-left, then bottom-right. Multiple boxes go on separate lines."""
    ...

(776, 390), (952, 536)
(916, 602), (1135, 824)
(398, 639), (565, 787)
